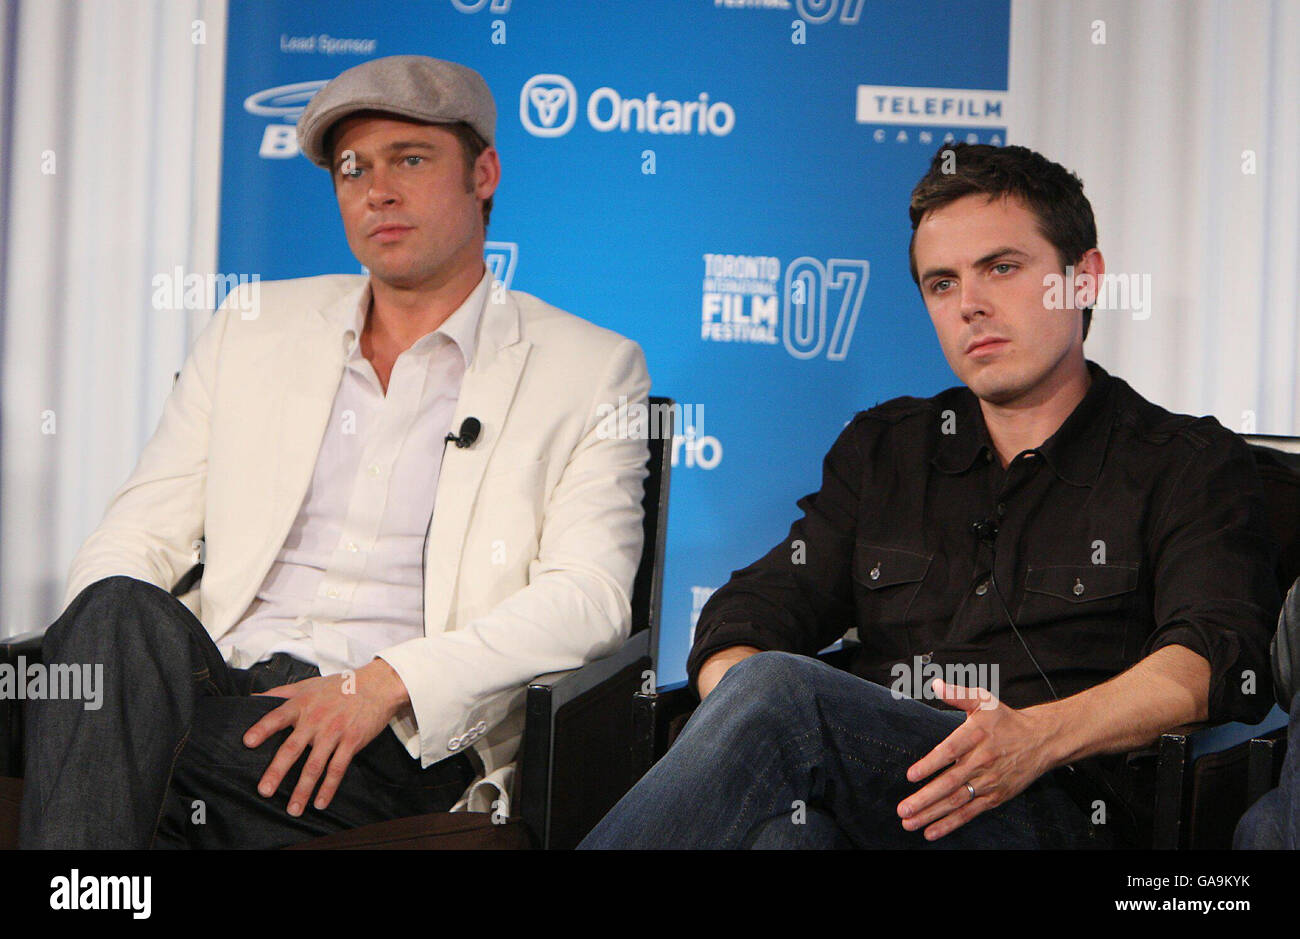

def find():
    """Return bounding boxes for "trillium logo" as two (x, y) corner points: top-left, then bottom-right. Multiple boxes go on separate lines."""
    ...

(520, 74), (577, 137)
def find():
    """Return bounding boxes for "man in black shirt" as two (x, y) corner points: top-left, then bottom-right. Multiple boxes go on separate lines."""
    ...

(581, 144), (1279, 849)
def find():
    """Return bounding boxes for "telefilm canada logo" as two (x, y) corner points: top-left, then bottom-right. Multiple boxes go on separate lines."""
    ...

(520, 73), (736, 138)
(700, 252), (868, 360)
(855, 84), (1008, 128)
(856, 84), (1007, 147)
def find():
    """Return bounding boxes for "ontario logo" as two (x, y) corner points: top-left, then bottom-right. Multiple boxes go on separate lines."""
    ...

(520, 74), (578, 137)
(520, 73), (735, 138)
(700, 253), (868, 360)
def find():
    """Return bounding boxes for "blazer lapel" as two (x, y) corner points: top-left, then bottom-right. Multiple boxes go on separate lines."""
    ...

(210, 285), (356, 641)
(423, 290), (530, 635)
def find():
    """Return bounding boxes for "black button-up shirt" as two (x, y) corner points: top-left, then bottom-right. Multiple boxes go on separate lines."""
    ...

(688, 361), (1280, 840)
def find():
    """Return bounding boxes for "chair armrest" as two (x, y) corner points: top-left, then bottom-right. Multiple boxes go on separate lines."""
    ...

(517, 631), (654, 849)
(527, 630), (651, 706)
(1184, 706), (1288, 759)
(1247, 734), (1287, 805)
(0, 630), (45, 777)
(1147, 707), (1290, 849)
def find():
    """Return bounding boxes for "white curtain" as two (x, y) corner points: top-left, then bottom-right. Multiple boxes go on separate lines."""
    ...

(0, 0), (226, 636)
(1010, 0), (1300, 437)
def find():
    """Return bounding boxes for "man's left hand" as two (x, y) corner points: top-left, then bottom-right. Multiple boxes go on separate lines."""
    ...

(243, 658), (411, 817)
(896, 678), (1057, 841)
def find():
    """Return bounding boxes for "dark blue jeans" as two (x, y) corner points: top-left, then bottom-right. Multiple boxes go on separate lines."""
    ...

(580, 651), (1107, 849)
(18, 576), (475, 849)
(1233, 690), (1300, 849)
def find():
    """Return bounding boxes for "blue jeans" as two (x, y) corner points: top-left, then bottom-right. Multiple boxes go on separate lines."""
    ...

(19, 576), (475, 849)
(1233, 690), (1300, 849)
(580, 651), (1107, 849)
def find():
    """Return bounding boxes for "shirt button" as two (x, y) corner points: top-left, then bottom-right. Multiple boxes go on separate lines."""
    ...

(326, 588), (339, 599)
(1073, 578), (1085, 596)
(346, 542), (359, 553)
(869, 564), (881, 581)
(920, 652), (932, 665)
(996, 503), (1006, 517)
(975, 581), (989, 596)
(368, 464), (381, 477)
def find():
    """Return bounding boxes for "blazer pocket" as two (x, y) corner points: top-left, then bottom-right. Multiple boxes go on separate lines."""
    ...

(483, 456), (547, 481)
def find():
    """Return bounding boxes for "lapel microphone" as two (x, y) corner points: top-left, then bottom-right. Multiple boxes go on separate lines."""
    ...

(445, 417), (482, 449)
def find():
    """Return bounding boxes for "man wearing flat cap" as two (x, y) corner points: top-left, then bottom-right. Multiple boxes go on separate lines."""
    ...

(19, 55), (651, 848)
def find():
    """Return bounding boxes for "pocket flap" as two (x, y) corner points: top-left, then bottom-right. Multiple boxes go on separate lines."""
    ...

(1024, 564), (1138, 603)
(853, 544), (932, 589)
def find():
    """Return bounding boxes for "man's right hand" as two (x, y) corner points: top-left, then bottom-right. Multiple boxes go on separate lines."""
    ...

(696, 645), (764, 698)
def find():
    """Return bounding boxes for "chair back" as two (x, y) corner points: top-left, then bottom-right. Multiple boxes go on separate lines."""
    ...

(630, 397), (673, 671)
(1243, 434), (1300, 594)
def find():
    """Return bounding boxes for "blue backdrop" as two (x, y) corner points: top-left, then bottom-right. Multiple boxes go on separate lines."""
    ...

(218, 0), (1010, 689)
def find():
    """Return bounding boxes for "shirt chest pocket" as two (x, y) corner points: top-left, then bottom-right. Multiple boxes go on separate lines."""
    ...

(1023, 563), (1139, 604)
(852, 543), (932, 653)
(1019, 563), (1140, 669)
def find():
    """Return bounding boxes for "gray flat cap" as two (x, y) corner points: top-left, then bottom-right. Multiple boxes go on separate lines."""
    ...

(297, 54), (496, 169)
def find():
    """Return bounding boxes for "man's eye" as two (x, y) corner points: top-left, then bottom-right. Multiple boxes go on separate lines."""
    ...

(402, 155), (424, 166)
(992, 263), (1015, 274)
(339, 166), (363, 179)
(931, 279), (953, 293)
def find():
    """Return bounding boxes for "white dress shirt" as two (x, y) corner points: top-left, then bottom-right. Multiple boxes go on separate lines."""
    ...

(218, 270), (491, 677)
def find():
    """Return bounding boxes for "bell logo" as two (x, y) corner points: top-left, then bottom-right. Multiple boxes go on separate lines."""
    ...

(243, 80), (327, 121)
(245, 80), (329, 160)
(520, 74), (577, 137)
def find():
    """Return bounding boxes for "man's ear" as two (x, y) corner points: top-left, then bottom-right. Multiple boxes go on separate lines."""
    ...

(473, 146), (501, 201)
(1072, 248), (1105, 311)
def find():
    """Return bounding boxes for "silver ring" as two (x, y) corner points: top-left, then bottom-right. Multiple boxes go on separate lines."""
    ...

(964, 782), (977, 800)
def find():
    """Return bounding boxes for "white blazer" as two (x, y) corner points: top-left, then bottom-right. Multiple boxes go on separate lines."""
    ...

(65, 274), (651, 786)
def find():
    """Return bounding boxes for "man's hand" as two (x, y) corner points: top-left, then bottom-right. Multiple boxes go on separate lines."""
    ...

(243, 658), (411, 817)
(696, 645), (764, 699)
(896, 678), (1058, 841)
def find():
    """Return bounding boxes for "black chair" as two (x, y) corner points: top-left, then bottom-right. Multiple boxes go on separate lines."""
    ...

(0, 396), (674, 851)
(634, 433), (1300, 850)
(1141, 434), (1300, 849)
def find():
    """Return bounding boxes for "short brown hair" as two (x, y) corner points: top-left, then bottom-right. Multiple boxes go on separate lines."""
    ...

(443, 120), (493, 229)
(326, 114), (493, 229)
(907, 143), (1097, 339)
